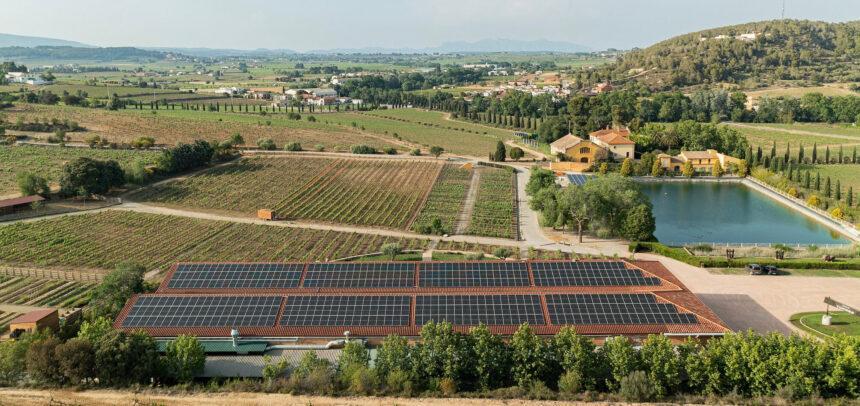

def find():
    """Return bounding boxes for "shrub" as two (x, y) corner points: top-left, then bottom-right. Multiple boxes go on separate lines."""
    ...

(830, 207), (845, 219)
(306, 115), (316, 122)
(256, 138), (276, 150)
(261, 355), (289, 383)
(384, 369), (413, 396)
(439, 377), (457, 396)
(558, 371), (582, 395)
(16, 172), (49, 196)
(409, 148), (421, 156)
(383, 147), (398, 155)
(348, 366), (378, 395)
(619, 371), (654, 402)
(284, 142), (302, 152)
(526, 380), (556, 400)
(806, 195), (821, 207)
(314, 144), (325, 152)
(351, 144), (377, 154)
(493, 247), (513, 259)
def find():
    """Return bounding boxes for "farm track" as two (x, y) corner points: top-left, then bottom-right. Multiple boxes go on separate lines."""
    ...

(454, 170), (481, 234)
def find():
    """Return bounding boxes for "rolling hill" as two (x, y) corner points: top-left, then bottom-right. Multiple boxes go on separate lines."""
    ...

(591, 20), (860, 90)
(0, 33), (91, 48)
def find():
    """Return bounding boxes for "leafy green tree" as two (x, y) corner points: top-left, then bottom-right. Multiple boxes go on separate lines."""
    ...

(256, 138), (276, 150)
(493, 140), (506, 162)
(262, 355), (289, 382)
(510, 323), (555, 387)
(59, 157), (125, 197)
(374, 334), (412, 382)
(164, 335), (206, 383)
(77, 316), (114, 344)
(16, 172), (49, 196)
(293, 351), (332, 378)
(650, 159), (663, 177)
(338, 340), (370, 386)
(526, 167), (557, 196)
(619, 158), (633, 176)
(711, 160), (724, 177)
(553, 327), (601, 390)
(470, 324), (511, 390)
(639, 335), (681, 398)
(429, 146), (444, 158)
(85, 262), (147, 320)
(55, 338), (95, 384)
(622, 204), (656, 241)
(824, 334), (860, 397)
(602, 336), (640, 391)
(510, 147), (524, 161)
(25, 337), (62, 384)
(381, 243), (402, 260)
(682, 160), (695, 178)
(413, 321), (475, 387)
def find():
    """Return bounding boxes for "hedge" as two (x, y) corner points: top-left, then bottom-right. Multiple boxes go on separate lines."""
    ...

(630, 242), (860, 270)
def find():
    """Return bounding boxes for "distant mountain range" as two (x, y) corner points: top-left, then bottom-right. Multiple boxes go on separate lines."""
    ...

(0, 33), (592, 58)
(0, 33), (91, 48)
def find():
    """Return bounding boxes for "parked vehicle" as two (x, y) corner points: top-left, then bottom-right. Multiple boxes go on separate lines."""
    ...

(747, 263), (780, 275)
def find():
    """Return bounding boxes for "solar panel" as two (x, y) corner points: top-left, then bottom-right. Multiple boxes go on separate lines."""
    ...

(415, 295), (545, 325)
(419, 262), (530, 287)
(545, 294), (698, 325)
(280, 296), (411, 326)
(121, 295), (282, 328)
(531, 261), (661, 286)
(302, 263), (415, 288)
(566, 174), (592, 186)
(167, 263), (303, 289)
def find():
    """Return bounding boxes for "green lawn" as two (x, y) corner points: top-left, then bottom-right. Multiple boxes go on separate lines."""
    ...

(742, 122), (860, 139)
(790, 312), (860, 338)
(798, 164), (860, 191)
(726, 124), (858, 153)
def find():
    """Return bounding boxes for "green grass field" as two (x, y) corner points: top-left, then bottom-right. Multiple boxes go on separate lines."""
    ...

(727, 124), (859, 154)
(790, 312), (860, 338)
(322, 109), (515, 157)
(797, 164), (860, 192)
(0, 145), (161, 195)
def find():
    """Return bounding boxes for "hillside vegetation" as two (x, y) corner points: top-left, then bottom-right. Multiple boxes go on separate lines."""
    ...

(596, 20), (860, 90)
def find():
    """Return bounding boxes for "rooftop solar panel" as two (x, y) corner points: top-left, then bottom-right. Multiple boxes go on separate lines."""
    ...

(415, 295), (545, 325)
(546, 293), (698, 325)
(419, 262), (530, 287)
(531, 261), (661, 287)
(566, 174), (592, 186)
(167, 263), (303, 289)
(280, 295), (411, 326)
(302, 262), (415, 288)
(121, 295), (282, 328)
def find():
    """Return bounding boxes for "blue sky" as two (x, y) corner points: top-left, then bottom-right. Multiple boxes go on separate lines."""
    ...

(1, 0), (858, 51)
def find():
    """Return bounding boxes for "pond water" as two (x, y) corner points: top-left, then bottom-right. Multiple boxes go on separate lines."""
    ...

(639, 181), (849, 245)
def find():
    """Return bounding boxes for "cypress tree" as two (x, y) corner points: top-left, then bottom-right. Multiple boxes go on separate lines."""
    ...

(825, 177), (831, 198)
(798, 144), (805, 163)
(787, 162), (793, 180)
(812, 143), (818, 163)
(770, 141), (776, 159)
(825, 146), (831, 164)
(756, 146), (763, 163)
(804, 171), (811, 189)
(839, 145), (844, 164)
(836, 180), (842, 201)
(853, 146), (857, 164)
(815, 172), (821, 190)
(784, 143), (790, 163)
(848, 187), (854, 207)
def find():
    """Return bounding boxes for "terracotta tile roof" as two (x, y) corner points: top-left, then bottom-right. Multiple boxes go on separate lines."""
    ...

(10, 308), (56, 324)
(116, 260), (729, 338)
(0, 195), (44, 209)
(680, 151), (715, 160)
(549, 134), (584, 150)
(591, 129), (635, 145)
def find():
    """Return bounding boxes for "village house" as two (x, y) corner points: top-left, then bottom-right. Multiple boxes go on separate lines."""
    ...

(658, 149), (742, 173)
(550, 134), (607, 164)
(589, 128), (635, 160)
(4, 72), (50, 85)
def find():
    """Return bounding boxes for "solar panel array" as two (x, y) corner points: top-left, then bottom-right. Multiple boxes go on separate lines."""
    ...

(302, 263), (415, 288)
(531, 261), (660, 287)
(546, 294), (698, 325)
(280, 296), (411, 326)
(167, 263), (303, 289)
(566, 174), (592, 186)
(122, 296), (282, 328)
(415, 295), (545, 325)
(419, 262), (530, 287)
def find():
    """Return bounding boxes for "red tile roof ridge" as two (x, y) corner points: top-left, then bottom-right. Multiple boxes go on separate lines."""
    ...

(622, 260), (684, 293)
(9, 308), (55, 324)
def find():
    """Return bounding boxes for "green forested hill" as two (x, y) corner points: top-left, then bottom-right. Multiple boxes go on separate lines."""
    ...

(584, 20), (860, 90)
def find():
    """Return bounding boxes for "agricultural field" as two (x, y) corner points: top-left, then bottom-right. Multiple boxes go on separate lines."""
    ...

(324, 109), (514, 157)
(0, 83), (180, 99)
(0, 145), (161, 196)
(746, 84), (859, 105)
(410, 164), (472, 234)
(797, 164), (860, 192)
(2, 104), (398, 151)
(739, 122), (860, 139)
(0, 210), (434, 272)
(465, 167), (517, 239)
(134, 156), (444, 229)
(726, 124), (859, 154)
(0, 275), (94, 308)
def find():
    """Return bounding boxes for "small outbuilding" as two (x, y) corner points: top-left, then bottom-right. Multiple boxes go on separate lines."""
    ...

(9, 309), (59, 335)
(0, 195), (45, 215)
